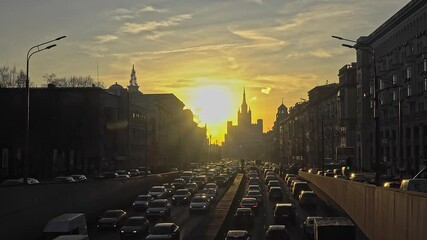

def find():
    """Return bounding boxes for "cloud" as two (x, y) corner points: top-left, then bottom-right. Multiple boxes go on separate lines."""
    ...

(230, 28), (285, 49)
(309, 49), (332, 58)
(261, 87), (271, 94)
(247, 0), (264, 4)
(95, 34), (118, 43)
(140, 6), (169, 13)
(227, 57), (239, 69)
(145, 31), (174, 41)
(250, 96), (257, 102)
(120, 14), (193, 34)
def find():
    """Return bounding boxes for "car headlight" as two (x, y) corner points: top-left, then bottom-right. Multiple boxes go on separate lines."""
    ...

(121, 230), (124, 233)
(202, 205), (206, 208)
(133, 230), (137, 233)
(132, 203), (136, 206)
(160, 210), (165, 214)
(172, 197), (176, 200)
(113, 225), (117, 228)
(146, 210), (150, 213)
(183, 197), (187, 199)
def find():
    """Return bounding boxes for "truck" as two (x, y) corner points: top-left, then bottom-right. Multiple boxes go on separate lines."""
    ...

(314, 217), (355, 240)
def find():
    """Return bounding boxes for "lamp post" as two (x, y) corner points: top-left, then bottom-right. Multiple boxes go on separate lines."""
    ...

(332, 35), (381, 186)
(24, 36), (66, 184)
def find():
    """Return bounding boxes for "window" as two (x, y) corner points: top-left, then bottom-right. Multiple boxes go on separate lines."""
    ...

(407, 84), (413, 96)
(424, 58), (427, 72)
(407, 66), (412, 79)
(393, 90), (398, 101)
(380, 79), (385, 90)
(392, 74), (398, 85)
(424, 78), (427, 91)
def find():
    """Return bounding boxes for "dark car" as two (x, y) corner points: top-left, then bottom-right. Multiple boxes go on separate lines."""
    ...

(138, 166), (149, 176)
(148, 186), (168, 199)
(274, 203), (295, 225)
(70, 174), (87, 182)
(214, 175), (228, 187)
(184, 183), (198, 195)
(132, 194), (153, 211)
(265, 225), (289, 240)
(239, 198), (259, 214)
(54, 176), (75, 183)
(97, 210), (127, 230)
(172, 189), (192, 205)
(163, 183), (176, 196)
(234, 208), (255, 229)
(146, 199), (171, 219)
(171, 178), (186, 189)
(146, 223), (180, 240)
(299, 191), (317, 208)
(189, 195), (211, 213)
(128, 169), (140, 177)
(268, 187), (284, 201)
(95, 172), (118, 180)
(120, 216), (149, 239)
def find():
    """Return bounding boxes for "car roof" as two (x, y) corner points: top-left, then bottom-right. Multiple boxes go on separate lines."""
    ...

(154, 222), (176, 228)
(267, 225), (287, 231)
(226, 230), (249, 237)
(276, 203), (292, 207)
(236, 207), (252, 212)
(241, 197), (257, 202)
(151, 199), (168, 203)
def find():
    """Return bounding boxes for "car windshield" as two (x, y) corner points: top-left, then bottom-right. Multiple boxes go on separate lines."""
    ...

(175, 190), (188, 195)
(276, 207), (291, 214)
(247, 191), (260, 196)
(236, 210), (252, 216)
(150, 187), (164, 192)
(192, 197), (207, 203)
(242, 199), (256, 204)
(103, 211), (121, 218)
(137, 196), (151, 201)
(125, 218), (144, 226)
(268, 230), (286, 238)
(149, 202), (166, 208)
(151, 226), (171, 234)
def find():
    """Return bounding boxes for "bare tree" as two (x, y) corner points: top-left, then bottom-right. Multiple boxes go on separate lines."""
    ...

(43, 73), (105, 88)
(0, 66), (29, 88)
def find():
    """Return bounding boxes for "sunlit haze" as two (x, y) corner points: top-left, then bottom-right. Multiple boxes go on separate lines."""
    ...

(0, 0), (408, 143)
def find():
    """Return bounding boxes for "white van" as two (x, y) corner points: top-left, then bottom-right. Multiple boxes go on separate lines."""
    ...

(43, 213), (88, 240)
(52, 235), (89, 240)
(400, 179), (427, 193)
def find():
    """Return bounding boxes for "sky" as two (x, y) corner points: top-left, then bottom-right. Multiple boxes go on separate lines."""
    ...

(0, 0), (409, 143)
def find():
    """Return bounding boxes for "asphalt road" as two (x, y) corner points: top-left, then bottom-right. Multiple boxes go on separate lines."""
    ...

(223, 172), (350, 240)
(87, 176), (235, 240)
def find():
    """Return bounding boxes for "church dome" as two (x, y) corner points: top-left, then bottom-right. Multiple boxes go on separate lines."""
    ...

(108, 82), (125, 95)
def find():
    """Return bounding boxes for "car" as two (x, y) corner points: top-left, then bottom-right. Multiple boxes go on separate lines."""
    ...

(333, 168), (343, 176)
(290, 179), (302, 190)
(267, 180), (281, 190)
(120, 216), (149, 239)
(181, 171), (195, 183)
(265, 175), (277, 185)
(248, 177), (261, 186)
(316, 171), (324, 176)
(265, 225), (289, 240)
(193, 175), (207, 188)
(284, 174), (295, 183)
(116, 170), (131, 176)
(268, 187), (284, 201)
(299, 191), (317, 208)
(349, 173), (366, 182)
(292, 182), (310, 199)
(334, 175), (349, 180)
(148, 186), (168, 199)
(383, 181), (401, 188)
(286, 177), (298, 187)
(308, 169), (318, 174)
(128, 169), (140, 177)
(205, 182), (219, 191)
(171, 178), (186, 189)
(225, 230), (251, 240)
(54, 176), (75, 183)
(146, 223), (180, 240)
(214, 175), (228, 187)
(163, 183), (176, 196)
(146, 199), (171, 219)
(185, 182), (198, 195)
(189, 195), (211, 213)
(95, 172), (118, 180)
(245, 190), (263, 203)
(324, 172), (334, 177)
(239, 198), (259, 214)
(97, 210), (127, 230)
(233, 208), (255, 229)
(274, 203), (295, 225)
(132, 195), (153, 211)
(117, 174), (130, 178)
(172, 189), (192, 205)
(247, 184), (262, 193)
(69, 175), (87, 182)
(137, 166), (149, 176)
(202, 188), (217, 201)
(302, 216), (323, 238)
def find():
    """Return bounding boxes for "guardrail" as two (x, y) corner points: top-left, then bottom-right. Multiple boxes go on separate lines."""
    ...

(299, 171), (427, 240)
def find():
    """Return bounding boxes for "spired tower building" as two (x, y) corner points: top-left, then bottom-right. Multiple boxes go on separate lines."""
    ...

(224, 88), (264, 160)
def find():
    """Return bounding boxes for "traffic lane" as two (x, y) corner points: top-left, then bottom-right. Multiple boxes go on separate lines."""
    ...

(89, 178), (234, 240)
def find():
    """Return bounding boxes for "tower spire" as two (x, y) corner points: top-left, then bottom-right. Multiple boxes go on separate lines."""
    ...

(128, 65), (140, 93)
(241, 87), (248, 113)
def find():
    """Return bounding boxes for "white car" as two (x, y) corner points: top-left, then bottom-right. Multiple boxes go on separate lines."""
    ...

(189, 196), (211, 213)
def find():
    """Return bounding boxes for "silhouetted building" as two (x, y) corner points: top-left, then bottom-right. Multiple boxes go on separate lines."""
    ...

(223, 89), (264, 160)
(272, 101), (288, 163)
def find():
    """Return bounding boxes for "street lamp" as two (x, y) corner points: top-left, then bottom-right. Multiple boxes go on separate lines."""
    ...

(24, 36), (66, 184)
(333, 35), (381, 186)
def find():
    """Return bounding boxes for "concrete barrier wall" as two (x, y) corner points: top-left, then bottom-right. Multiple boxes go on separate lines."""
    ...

(299, 171), (427, 240)
(0, 172), (179, 240)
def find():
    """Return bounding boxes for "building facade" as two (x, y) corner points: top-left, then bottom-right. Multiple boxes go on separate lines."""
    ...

(224, 89), (264, 160)
(356, 0), (427, 176)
